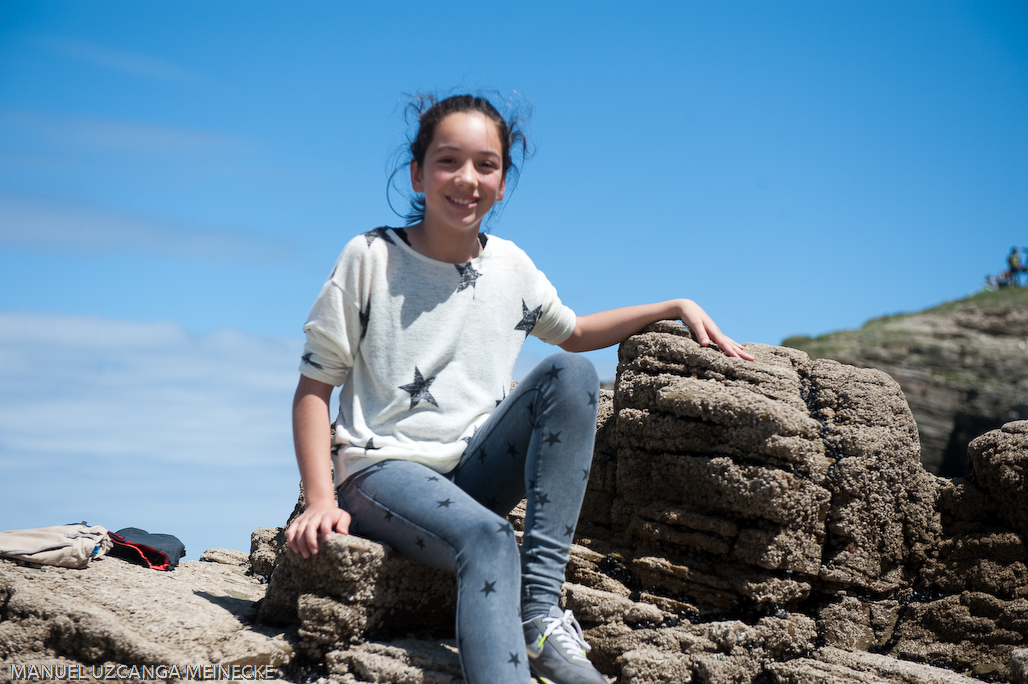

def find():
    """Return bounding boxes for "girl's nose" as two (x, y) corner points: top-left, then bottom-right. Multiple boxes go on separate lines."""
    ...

(454, 161), (476, 186)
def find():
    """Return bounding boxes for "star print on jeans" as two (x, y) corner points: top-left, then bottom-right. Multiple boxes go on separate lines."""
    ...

(515, 299), (543, 337)
(544, 431), (561, 446)
(545, 364), (562, 381)
(537, 492), (551, 508)
(436, 498), (453, 508)
(508, 652), (520, 667)
(481, 580), (497, 597)
(400, 367), (438, 409)
(525, 404), (538, 429)
(587, 391), (597, 407)
(454, 262), (482, 294)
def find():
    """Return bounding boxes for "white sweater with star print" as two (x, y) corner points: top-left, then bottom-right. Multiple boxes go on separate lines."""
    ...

(299, 227), (577, 486)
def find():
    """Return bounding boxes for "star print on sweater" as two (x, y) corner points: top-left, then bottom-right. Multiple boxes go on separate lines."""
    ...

(301, 352), (324, 370)
(300, 230), (576, 485)
(400, 367), (439, 409)
(359, 302), (371, 340)
(454, 262), (482, 294)
(363, 227), (395, 247)
(515, 299), (543, 336)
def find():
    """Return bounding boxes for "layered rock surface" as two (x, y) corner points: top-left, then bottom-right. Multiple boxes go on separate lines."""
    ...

(3, 323), (1026, 683)
(0, 551), (293, 681)
(605, 322), (939, 611)
(783, 287), (1028, 476)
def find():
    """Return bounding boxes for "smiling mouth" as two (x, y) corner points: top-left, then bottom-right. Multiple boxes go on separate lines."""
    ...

(448, 196), (476, 206)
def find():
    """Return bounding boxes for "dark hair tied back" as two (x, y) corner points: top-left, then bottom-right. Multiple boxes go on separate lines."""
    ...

(388, 92), (531, 226)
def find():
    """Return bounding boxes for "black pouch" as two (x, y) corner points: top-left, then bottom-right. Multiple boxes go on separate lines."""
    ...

(108, 527), (186, 571)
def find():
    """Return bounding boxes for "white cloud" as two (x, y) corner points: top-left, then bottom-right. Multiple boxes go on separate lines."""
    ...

(36, 36), (202, 85)
(0, 194), (287, 260)
(0, 108), (242, 155)
(0, 311), (308, 553)
(0, 311), (303, 465)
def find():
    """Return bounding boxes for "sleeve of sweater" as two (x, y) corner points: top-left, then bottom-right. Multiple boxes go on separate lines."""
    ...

(528, 263), (577, 346)
(298, 243), (366, 386)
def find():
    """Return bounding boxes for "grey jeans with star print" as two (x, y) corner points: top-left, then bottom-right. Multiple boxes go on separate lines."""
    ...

(337, 352), (599, 684)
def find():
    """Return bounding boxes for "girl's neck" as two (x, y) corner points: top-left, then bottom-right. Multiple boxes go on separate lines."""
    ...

(405, 220), (483, 263)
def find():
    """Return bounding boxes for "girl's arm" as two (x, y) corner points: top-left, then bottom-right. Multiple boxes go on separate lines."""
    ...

(559, 298), (755, 360)
(285, 374), (352, 558)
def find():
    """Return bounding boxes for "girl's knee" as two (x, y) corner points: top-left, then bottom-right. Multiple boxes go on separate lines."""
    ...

(540, 352), (599, 389)
(459, 516), (520, 565)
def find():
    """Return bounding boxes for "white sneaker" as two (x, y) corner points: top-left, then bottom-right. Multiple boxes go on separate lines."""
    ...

(523, 606), (606, 684)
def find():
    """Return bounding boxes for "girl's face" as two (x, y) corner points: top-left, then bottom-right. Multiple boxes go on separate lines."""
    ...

(411, 111), (506, 236)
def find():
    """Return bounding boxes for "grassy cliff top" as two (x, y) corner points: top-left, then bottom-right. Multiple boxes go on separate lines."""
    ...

(782, 287), (1028, 356)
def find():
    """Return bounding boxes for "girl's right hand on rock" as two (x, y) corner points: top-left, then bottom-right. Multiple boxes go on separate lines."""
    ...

(285, 504), (352, 558)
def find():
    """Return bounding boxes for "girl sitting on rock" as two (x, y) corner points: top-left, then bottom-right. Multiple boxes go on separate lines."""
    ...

(285, 93), (752, 684)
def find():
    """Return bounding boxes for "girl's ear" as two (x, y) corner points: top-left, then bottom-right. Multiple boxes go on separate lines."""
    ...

(410, 161), (424, 193)
(496, 175), (506, 202)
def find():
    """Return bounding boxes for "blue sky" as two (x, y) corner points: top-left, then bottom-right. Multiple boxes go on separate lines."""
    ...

(1, 1), (1025, 556)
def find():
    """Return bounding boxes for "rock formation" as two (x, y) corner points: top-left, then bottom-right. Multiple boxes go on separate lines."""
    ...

(2, 322), (1026, 683)
(249, 322), (1026, 682)
(782, 287), (1028, 476)
(0, 549), (293, 681)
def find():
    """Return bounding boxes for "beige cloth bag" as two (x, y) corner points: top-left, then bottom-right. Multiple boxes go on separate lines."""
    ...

(0, 524), (113, 568)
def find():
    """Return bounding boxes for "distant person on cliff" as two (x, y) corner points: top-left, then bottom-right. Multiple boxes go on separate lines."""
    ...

(283, 93), (753, 684)
(1008, 247), (1023, 286)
